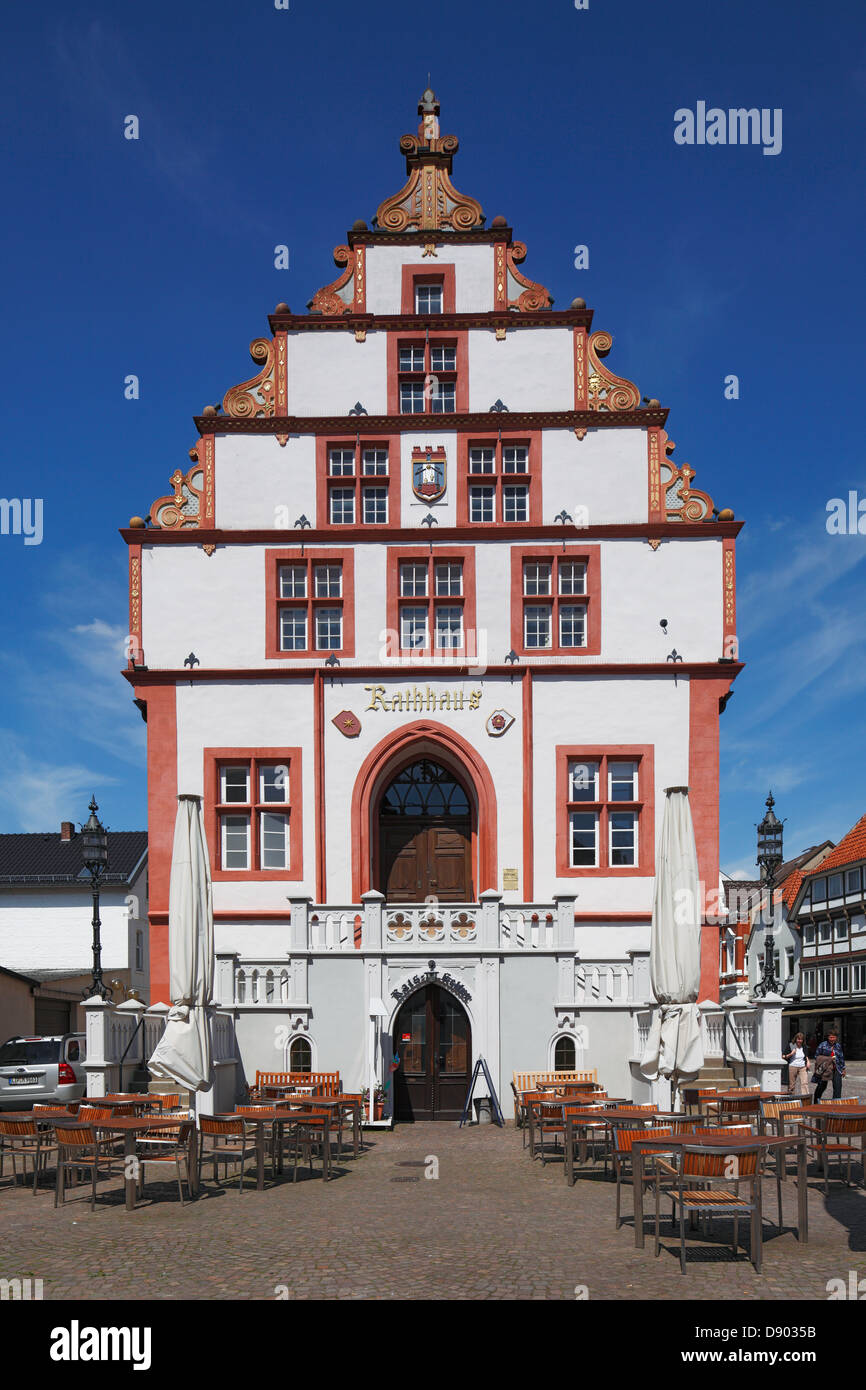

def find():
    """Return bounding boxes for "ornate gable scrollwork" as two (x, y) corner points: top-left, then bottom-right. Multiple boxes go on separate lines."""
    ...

(309, 246), (356, 315)
(661, 447), (715, 522)
(506, 242), (553, 311)
(373, 89), (485, 233)
(150, 463), (203, 530)
(586, 331), (641, 411)
(222, 338), (275, 418)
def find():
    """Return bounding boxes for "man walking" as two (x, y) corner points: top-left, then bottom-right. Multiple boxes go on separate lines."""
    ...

(813, 1030), (846, 1101)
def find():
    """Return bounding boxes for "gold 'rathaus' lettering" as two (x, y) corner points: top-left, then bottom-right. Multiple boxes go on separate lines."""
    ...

(365, 684), (483, 712)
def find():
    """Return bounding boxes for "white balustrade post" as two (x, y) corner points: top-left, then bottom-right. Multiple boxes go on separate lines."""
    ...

(753, 994), (784, 1091)
(215, 954), (238, 1007)
(83, 996), (111, 1098)
(288, 896), (312, 951)
(480, 890), (502, 950)
(361, 890), (385, 950)
(115, 997), (146, 1092)
(553, 895), (576, 950)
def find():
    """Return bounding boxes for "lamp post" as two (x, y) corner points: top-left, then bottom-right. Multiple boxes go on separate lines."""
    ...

(81, 797), (112, 1001)
(754, 791), (784, 998)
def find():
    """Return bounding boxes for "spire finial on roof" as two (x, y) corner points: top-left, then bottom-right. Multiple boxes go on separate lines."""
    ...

(373, 90), (483, 233)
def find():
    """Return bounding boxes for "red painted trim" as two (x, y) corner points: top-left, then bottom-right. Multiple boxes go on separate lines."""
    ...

(510, 545), (602, 656)
(573, 327), (588, 410)
(400, 263), (456, 314)
(493, 242), (508, 311)
(456, 430), (543, 526)
(647, 427), (664, 523)
(386, 329), (469, 416)
(555, 745), (655, 878)
(125, 662), (745, 684)
(204, 747), (304, 882)
(123, 520), (743, 547)
(128, 544), (142, 667)
(138, 684), (177, 1004)
(315, 433), (402, 531)
(199, 435), (216, 525)
(522, 670), (534, 900)
(314, 671), (326, 902)
(689, 679), (726, 1000)
(385, 545), (478, 660)
(264, 547), (355, 659)
(150, 907), (654, 925)
(353, 245), (366, 314)
(350, 722), (498, 900)
(722, 537), (737, 660)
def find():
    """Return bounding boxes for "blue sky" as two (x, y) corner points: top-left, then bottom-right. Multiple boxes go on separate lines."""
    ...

(0, 0), (864, 878)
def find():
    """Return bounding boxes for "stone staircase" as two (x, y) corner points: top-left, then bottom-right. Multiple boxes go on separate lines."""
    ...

(147, 1078), (191, 1108)
(692, 1063), (745, 1091)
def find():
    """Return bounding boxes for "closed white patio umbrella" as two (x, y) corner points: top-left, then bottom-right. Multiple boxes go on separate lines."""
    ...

(149, 795), (215, 1095)
(640, 787), (704, 1095)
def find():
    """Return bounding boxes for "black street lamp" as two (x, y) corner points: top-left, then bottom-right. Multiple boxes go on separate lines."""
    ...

(81, 797), (112, 1001)
(754, 791), (785, 998)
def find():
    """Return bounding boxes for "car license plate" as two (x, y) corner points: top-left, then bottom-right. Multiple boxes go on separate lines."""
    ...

(8, 1075), (39, 1086)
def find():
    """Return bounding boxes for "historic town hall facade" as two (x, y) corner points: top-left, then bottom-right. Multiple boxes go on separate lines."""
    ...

(124, 92), (742, 1117)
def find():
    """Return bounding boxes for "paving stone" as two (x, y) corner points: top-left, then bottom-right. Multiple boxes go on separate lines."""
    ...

(0, 1122), (863, 1300)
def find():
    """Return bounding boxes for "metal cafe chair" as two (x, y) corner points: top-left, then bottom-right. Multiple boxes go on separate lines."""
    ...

(135, 1119), (196, 1205)
(653, 1141), (766, 1275)
(198, 1116), (252, 1193)
(0, 1116), (56, 1194)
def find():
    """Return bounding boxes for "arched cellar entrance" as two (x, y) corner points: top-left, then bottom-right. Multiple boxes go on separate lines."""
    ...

(377, 758), (473, 902)
(392, 984), (472, 1122)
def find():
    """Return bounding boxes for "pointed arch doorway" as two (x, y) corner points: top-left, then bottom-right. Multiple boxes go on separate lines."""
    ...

(378, 759), (473, 902)
(392, 984), (472, 1121)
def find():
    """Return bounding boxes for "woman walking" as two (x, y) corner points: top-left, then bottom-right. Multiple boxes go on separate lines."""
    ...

(784, 1033), (810, 1095)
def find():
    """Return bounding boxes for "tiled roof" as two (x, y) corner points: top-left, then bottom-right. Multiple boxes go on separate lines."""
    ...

(0, 830), (147, 885)
(800, 813), (866, 877)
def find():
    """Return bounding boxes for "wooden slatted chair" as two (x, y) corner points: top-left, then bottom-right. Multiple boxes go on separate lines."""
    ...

(654, 1141), (765, 1274)
(613, 1127), (675, 1228)
(53, 1123), (120, 1211)
(198, 1116), (251, 1193)
(135, 1120), (196, 1204)
(801, 1113), (866, 1194)
(0, 1117), (56, 1194)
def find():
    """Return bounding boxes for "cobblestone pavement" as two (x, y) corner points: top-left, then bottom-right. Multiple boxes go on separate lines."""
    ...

(1, 1122), (864, 1301)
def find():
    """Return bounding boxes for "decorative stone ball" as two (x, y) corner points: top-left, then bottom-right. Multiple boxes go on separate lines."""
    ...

(646, 398), (660, 408)
(202, 405), (217, 416)
(352, 219), (367, 232)
(274, 302), (290, 314)
(129, 516), (146, 528)
(571, 297), (586, 309)
(718, 507), (735, 521)
(491, 215), (507, 228)
(188, 448), (198, 461)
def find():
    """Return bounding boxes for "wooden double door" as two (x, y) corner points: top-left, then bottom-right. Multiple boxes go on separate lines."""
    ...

(378, 760), (473, 903)
(393, 985), (472, 1122)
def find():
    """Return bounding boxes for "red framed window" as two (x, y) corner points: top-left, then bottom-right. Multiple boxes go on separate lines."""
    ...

(385, 547), (477, 658)
(510, 545), (601, 656)
(316, 437), (399, 529)
(205, 748), (303, 882)
(555, 746), (654, 878)
(265, 549), (355, 659)
(387, 333), (468, 414)
(457, 433), (542, 525)
(401, 264), (455, 315)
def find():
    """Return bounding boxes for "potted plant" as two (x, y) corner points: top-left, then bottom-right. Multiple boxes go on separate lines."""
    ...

(374, 1085), (387, 1121)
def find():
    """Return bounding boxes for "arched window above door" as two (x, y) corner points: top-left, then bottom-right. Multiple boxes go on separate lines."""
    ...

(380, 760), (470, 817)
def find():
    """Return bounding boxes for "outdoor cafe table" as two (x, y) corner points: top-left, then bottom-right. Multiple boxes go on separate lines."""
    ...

(219, 1107), (333, 1189)
(630, 1133), (808, 1249)
(52, 1115), (196, 1212)
(563, 1110), (703, 1186)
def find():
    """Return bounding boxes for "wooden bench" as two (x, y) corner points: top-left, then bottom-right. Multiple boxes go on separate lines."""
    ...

(254, 1071), (342, 1098)
(511, 1071), (599, 1122)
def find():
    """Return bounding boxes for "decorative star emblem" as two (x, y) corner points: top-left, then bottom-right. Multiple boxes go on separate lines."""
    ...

(332, 710), (361, 738)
